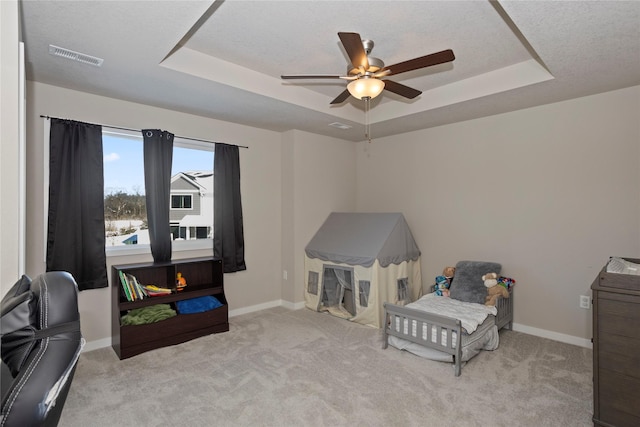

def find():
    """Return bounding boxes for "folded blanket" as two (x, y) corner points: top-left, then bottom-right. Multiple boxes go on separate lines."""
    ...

(121, 304), (176, 326)
(175, 296), (222, 314)
(607, 257), (640, 275)
(405, 293), (497, 333)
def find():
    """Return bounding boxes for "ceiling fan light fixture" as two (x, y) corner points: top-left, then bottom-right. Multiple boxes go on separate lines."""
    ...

(347, 77), (385, 100)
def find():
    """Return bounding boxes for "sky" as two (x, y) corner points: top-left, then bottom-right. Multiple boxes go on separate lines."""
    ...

(103, 133), (214, 196)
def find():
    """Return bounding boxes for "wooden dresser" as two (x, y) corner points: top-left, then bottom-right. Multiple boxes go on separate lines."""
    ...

(591, 257), (640, 427)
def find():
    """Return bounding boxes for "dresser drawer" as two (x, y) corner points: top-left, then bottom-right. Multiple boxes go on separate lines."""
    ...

(597, 298), (640, 340)
(598, 369), (640, 426)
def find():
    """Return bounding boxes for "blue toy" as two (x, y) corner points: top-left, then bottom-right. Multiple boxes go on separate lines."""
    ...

(433, 275), (451, 297)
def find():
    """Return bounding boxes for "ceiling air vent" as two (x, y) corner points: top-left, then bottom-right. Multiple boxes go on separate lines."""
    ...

(328, 122), (352, 130)
(48, 45), (104, 67)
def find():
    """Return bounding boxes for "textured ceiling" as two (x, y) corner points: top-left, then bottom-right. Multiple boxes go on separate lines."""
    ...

(20, 0), (640, 142)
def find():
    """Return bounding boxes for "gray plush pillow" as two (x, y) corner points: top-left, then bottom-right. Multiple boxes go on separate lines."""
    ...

(449, 261), (502, 304)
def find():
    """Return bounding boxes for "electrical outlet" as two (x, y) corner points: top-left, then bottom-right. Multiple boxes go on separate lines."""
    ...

(579, 295), (590, 309)
(283, 270), (288, 280)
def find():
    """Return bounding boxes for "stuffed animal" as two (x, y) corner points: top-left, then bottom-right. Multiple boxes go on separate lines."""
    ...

(482, 272), (498, 287)
(486, 285), (509, 306)
(443, 266), (456, 282)
(433, 276), (450, 297)
(483, 272), (509, 306)
(433, 267), (456, 297)
(497, 276), (516, 290)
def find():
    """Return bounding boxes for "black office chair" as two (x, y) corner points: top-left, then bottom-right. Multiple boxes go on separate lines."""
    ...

(1, 272), (83, 426)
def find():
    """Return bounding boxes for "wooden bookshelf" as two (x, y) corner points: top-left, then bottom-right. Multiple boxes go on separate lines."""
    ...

(111, 257), (228, 359)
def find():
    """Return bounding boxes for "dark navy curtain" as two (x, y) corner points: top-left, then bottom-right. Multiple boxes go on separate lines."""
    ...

(142, 129), (174, 262)
(214, 143), (246, 273)
(47, 119), (107, 290)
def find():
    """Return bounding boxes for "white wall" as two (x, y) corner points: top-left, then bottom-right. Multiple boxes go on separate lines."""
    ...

(356, 86), (640, 344)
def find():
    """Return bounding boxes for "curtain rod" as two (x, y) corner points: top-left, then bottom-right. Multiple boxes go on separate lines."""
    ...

(39, 115), (248, 149)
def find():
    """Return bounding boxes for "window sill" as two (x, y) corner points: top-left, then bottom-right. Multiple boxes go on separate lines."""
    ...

(106, 239), (213, 258)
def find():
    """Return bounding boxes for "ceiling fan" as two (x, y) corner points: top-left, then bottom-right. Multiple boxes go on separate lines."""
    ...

(281, 32), (455, 105)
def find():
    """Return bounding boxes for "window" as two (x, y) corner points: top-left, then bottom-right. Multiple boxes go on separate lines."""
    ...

(194, 227), (209, 239)
(171, 195), (192, 209)
(397, 278), (409, 301)
(103, 131), (146, 248)
(170, 225), (187, 240)
(359, 280), (370, 307)
(102, 129), (214, 254)
(308, 271), (319, 295)
(169, 225), (210, 241)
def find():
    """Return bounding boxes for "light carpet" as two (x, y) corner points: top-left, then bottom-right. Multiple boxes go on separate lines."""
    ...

(59, 307), (593, 426)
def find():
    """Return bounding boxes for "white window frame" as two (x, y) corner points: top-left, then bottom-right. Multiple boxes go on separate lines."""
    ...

(44, 123), (215, 259)
(171, 194), (193, 210)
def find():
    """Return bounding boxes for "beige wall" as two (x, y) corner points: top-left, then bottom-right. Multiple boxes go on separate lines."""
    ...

(24, 81), (357, 349)
(284, 129), (357, 304)
(25, 82), (286, 347)
(14, 79), (640, 349)
(7, 0), (638, 348)
(0, 0), (21, 296)
(356, 85), (640, 343)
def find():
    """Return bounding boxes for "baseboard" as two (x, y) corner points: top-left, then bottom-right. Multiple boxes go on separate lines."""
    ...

(84, 302), (590, 353)
(228, 299), (282, 317)
(280, 300), (306, 310)
(229, 299), (305, 317)
(83, 337), (111, 353)
(512, 322), (592, 349)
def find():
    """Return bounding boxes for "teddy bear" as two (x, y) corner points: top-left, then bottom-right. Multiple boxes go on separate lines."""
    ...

(483, 272), (509, 306)
(443, 266), (455, 282)
(433, 266), (456, 297)
(482, 272), (498, 287)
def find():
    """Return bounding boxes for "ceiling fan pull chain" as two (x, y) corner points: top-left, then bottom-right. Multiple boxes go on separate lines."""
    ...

(364, 96), (372, 143)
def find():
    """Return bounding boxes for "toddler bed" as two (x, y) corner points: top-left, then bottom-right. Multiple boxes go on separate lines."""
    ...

(382, 261), (514, 376)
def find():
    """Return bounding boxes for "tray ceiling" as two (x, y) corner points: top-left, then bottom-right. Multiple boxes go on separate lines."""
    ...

(20, 0), (640, 142)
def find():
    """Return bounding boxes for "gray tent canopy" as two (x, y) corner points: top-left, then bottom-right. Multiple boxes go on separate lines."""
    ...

(304, 213), (422, 327)
(305, 212), (421, 267)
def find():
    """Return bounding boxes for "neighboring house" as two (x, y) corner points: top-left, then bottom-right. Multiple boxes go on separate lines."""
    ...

(170, 171), (214, 240)
(105, 171), (214, 246)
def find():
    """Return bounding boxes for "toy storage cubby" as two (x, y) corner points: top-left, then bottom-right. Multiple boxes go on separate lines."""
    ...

(111, 256), (228, 359)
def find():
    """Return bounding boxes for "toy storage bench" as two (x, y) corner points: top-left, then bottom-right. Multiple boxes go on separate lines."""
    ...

(111, 257), (228, 359)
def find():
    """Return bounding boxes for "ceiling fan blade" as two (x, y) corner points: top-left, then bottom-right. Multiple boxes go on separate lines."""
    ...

(382, 80), (422, 99)
(380, 49), (455, 76)
(338, 32), (369, 71)
(330, 89), (351, 105)
(372, 69), (392, 78)
(281, 74), (343, 79)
